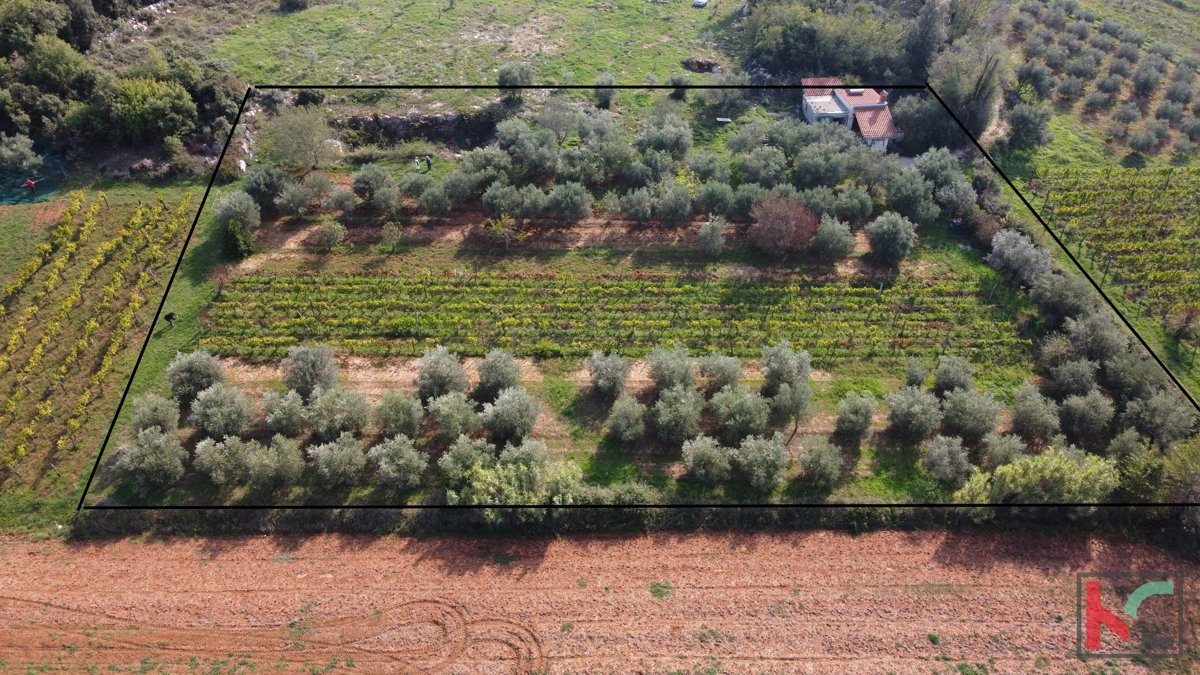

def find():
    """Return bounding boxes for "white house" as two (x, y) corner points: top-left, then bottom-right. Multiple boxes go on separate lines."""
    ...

(800, 78), (902, 151)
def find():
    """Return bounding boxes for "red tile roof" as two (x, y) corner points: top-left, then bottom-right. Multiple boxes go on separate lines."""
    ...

(801, 77), (842, 96)
(836, 88), (886, 106)
(854, 107), (900, 139)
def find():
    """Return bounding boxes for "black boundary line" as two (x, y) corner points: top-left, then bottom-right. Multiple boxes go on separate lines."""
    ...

(81, 502), (1190, 510)
(254, 84), (931, 90)
(77, 83), (1198, 512)
(75, 87), (253, 512)
(924, 83), (1200, 417)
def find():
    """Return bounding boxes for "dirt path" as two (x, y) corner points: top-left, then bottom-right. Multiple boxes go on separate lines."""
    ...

(0, 530), (1194, 673)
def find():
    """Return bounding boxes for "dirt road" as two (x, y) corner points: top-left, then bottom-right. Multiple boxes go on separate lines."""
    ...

(0, 530), (1194, 674)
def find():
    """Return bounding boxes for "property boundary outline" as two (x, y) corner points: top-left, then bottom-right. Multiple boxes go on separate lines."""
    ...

(76, 82), (1200, 512)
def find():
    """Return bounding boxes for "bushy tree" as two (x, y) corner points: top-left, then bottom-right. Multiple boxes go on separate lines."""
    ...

(634, 113), (693, 159)
(547, 182), (593, 221)
(695, 182), (734, 217)
(865, 212), (917, 266)
(941, 388), (1003, 443)
(887, 386), (943, 442)
(1012, 383), (1060, 441)
(906, 357), (930, 387)
(1007, 103), (1055, 148)
(368, 434), (429, 490)
(462, 147), (514, 185)
(621, 188), (655, 222)
(328, 189), (356, 213)
(307, 432), (365, 487)
(583, 351), (630, 397)
(653, 384), (704, 444)
(771, 381), (813, 440)
(1016, 59), (1059, 100)
(167, 348), (225, 409)
(987, 230), (1052, 287)
(682, 435), (732, 484)
(398, 172), (435, 198)
(439, 435), (497, 488)
(710, 384), (770, 444)
(497, 62), (535, 98)
(241, 164), (292, 211)
(835, 391), (878, 446)
(274, 182), (314, 218)
(698, 215), (727, 257)
(480, 386), (541, 444)
(1051, 359), (1098, 398)
(594, 73), (617, 108)
(732, 183), (770, 218)
(1104, 350), (1166, 403)
(607, 394), (647, 443)
(375, 390), (423, 438)
(499, 437), (550, 472)
(351, 163), (395, 202)
(262, 104), (340, 171)
(1031, 273), (1096, 326)
(922, 435), (972, 486)
(245, 434), (305, 488)
(655, 183), (693, 226)
(194, 436), (257, 486)
(1059, 390), (1114, 442)
(131, 392), (179, 435)
(114, 427), (187, 497)
(760, 339), (811, 399)
(811, 215), (853, 261)
(213, 191), (261, 231)
(982, 432), (1028, 470)
(932, 355), (976, 397)
(261, 390), (306, 437)
(429, 391), (481, 442)
(1122, 390), (1197, 448)
(648, 343), (695, 390)
(749, 196), (819, 257)
(415, 346), (469, 401)
(418, 186), (452, 217)
(189, 383), (255, 439)
(306, 386), (370, 441)
(1105, 427), (1146, 464)
(732, 432), (789, 493)
(107, 78), (198, 145)
(698, 353), (742, 393)
(739, 146), (789, 188)
(689, 151), (732, 184)
(317, 221), (347, 250)
(954, 448), (1118, 504)
(798, 436), (841, 487)
(281, 343), (339, 401)
(470, 349), (521, 402)
(885, 168), (939, 223)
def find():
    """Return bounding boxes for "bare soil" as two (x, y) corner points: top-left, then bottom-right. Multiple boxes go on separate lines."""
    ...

(0, 530), (1194, 673)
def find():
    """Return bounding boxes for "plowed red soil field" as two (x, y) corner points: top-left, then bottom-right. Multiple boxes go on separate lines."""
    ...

(0, 530), (1195, 674)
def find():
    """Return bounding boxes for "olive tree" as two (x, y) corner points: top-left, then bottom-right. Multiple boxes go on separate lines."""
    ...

(131, 392), (179, 435)
(835, 392), (879, 446)
(987, 230), (1052, 287)
(710, 384), (770, 444)
(653, 385), (704, 444)
(698, 215), (727, 257)
(760, 339), (810, 398)
(886, 386), (943, 442)
(865, 212), (917, 266)
(475, 349), (522, 402)
(194, 436), (258, 486)
(811, 215), (853, 261)
(1122, 390), (1197, 448)
(189, 383), (255, 439)
(262, 390), (307, 437)
(906, 357), (930, 387)
(607, 394), (647, 443)
(1051, 359), (1099, 398)
(932, 355), (976, 397)
(941, 388), (1003, 443)
(1011, 383), (1060, 441)
(368, 435), (430, 490)
(213, 191), (262, 231)
(306, 386), (371, 441)
(246, 434), (305, 488)
(480, 386), (541, 444)
(497, 62), (536, 99)
(415, 346), (469, 401)
(648, 343), (695, 390)
(799, 436), (841, 487)
(428, 391), (481, 442)
(698, 353), (743, 394)
(732, 433), (790, 493)
(281, 343), (339, 401)
(1059, 390), (1115, 442)
(922, 435), (971, 486)
(167, 348), (225, 409)
(982, 433), (1028, 470)
(438, 435), (497, 488)
(583, 351), (631, 396)
(307, 432), (366, 487)
(114, 427), (187, 497)
(374, 390), (424, 438)
(682, 434), (732, 484)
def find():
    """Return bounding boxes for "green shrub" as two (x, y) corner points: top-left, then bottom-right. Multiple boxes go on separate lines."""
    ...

(865, 211), (917, 266)
(415, 345), (468, 400)
(932, 355), (976, 397)
(710, 384), (770, 444)
(733, 432), (789, 493)
(114, 427), (188, 497)
(698, 353), (742, 393)
(223, 218), (256, 259)
(475, 349), (522, 402)
(954, 447), (1119, 504)
(835, 392), (878, 446)
(131, 392), (179, 435)
(307, 432), (366, 487)
(480, 386), (541, 444)
(368, 434), (429, 490)
(428, 391), (481, 442)
(281, 343), (339, 401)
(375, 390), (424, 438)
(648, 343), (695, 390)
(799, 436), (841, 486)
(108, 78), (197, 144)
(922, 435), (972, 486)
(941, 388), (1003, 443)
(438, 435), (497, 489)
(606, 394), (647, 443)
(167, 348), (225, 410)
(306, 387), (371, 441)
(262, 390), (306, 438)
(811, 215), (853, 261)
(246, 435), (305, 488)
(213, 191), (261, 231)
(1011, 383), (1060, 441)
(653, 384), (704, 444)
(886, 386), (943, 443)
(189, 383), (255, 439)
(682, 434), (732, 484)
